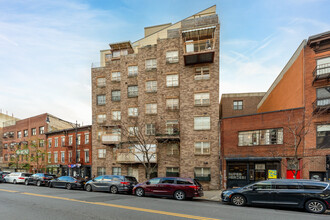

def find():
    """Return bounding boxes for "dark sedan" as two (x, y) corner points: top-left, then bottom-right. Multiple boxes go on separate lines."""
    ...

(48, 176), (85, 190)
(25, 173), (55, 186)
(221, 179), (330, 214)
(133, 177), (203, 200)
(85, 175), (138, 194)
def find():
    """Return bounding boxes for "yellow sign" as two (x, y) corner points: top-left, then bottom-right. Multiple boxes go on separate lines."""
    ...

(268, 170), (277, 179)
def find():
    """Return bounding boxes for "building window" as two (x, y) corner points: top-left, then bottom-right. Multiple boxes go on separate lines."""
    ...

(194, 117), (210, 130)
(146, 103), (157, 114)
(48, 152), (51, 163)
(61, 137), (65, 146)
(146, 81), (157, 93)
(112, 111), (121, 121)
(39, 126), (44, 134)
(69, 136), (73, 146)
(316, 87), (330, 107)
(238, 128), (284, 146)
(166, 167), (179, 177)
(166, 144), (179, 156)
(128, 107), (138, 117)
(166, 51), (179, 63)
(32, 128), (36, 136)
(146, 124), (155, 135)
(97, 130), (106, 141)
(17, 131), (22, 138)
(166, 120), (179, 134)
(112, 49), (127, 58)
(97, 114), (106, 124)
(128, 66), (138, 77)
(48, 139), (52, 148)
(24, 129), (28, 137)
(112, 167), (121, 175)
(145, 59), (157, 70)
(98, 149), (106, 158)
(97, 95), (106, 105)
(54, 152), (58, 163)
(128, 85), (138, 98)
(166, 74), (179, 87)
(39, 139), (45, 147)
(195, 67), (210, 80)
(84, 149), (90, 163)
(54, 138), (58, 147)
(194, 167), (211, 181)
(97, 77), (106, 87)
(233, 100), (243, 110)
(195, 142), (210, 154)
(316, 124), (330, 149)
(166, 99), (179, 110)
(69, 151), (72, 163)
(61, 151), (65, 163)
(111, 72), (121, 82)
(316, 57), (330, 76)
(77, 150), (81, 162)
(194, 93), (210, 106)
(97, 167), (106, 176)
(77, 134), (81, 145)
(85, 133), (89, 144)
(111, 90), (121, 101)
(129, 127), (139, 136)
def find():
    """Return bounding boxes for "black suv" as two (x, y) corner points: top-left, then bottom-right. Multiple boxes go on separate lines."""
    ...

(25, 173), (55, 186)
(221, 179), (330, 214)
(0, 171), (10, 183)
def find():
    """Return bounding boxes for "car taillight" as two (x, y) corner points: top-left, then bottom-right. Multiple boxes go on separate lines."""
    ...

(75, 181), (77, 183)
(121, 181), (130, 185)
(18, 177), (25, 180)
(188, 185), (199, 190)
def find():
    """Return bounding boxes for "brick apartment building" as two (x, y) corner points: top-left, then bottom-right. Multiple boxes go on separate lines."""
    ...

(45, 125), (92, 178)
(221, 31), (330, 189)
(1, 113), (74, 173)
(91, 6), (220, 189)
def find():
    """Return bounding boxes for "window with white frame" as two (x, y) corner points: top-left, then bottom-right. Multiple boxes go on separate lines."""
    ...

(39, 139), (44, 147)
(195, 93), (210, 106)
(24, 129), (28, 137)
(112, 111), (121, 121)
(128, 85), (138, 97)
(69, 151), (72, 163)
(166, 74), (179, 87)
(54, 152), (58, 163)
(146, 103), (157, 114)
(61, 151), (65, 163)
(238, 128), (283, 146)
(111, 90), (121, 101)
(166, 144), (179, 156)
(194, 117), (210, 130)
(128, 107), (138, 117)
(145, 59), (157, 70)
(112, 167), (121, 175)
(166, 167), (179, 177)
(111, 72), (121, 82)
(39, 126), (44, 134)
(98, 149), (106, 158)
(146, 81), (157, 93)
(194, 167), (211, 178)
(32, 128), (36, 136)
(195, 142), (210, 154)
(48, 139), (52, 148)
(128, 66), (138, 77)
(61, 137), (65, 146)
(195, 67), (210, 80)
(85, 133), (89, 144)
(129, 127), (139, 136)
(316, 57), (330, 76)
(54, 138), (58, 147)
(97, 114), (106, 124)
(166, 99), (179, 110)
(233, 100), (243, 110)
(112, 49), (127, 58)
(316, 124), (330, 149)
(17, 131), (22, 138)
(97, 167), (106, 176)
(69, 136), (73, 146)
(97, 95), (106, 105)
(84, 149), (90, 163)
(166, 120), (179, 134)
(77, 134), (81, 145)
(146, 124), (155, 135)
(48, 152), (51, 163)
(77, 150), (81, 162)
(166, 51), (179, 63)
(97, 77), (106, 87)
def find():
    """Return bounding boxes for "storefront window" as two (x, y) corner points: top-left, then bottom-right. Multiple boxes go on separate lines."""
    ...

(228, 163), (247, 180)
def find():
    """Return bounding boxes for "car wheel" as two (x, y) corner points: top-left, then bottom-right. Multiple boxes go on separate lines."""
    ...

(174, 190), (186, 200)
(86, 184), (92, 192)
(231, 195), (246, 206)
(25, 180), (29, 186)
(110, 186), (118, 194)
(37, 181), (41, 187)
(66, 183), (72, 190)
(135, 188), (144, 197)
(305, 200), (326, 214)
(13, 179), (17, 184)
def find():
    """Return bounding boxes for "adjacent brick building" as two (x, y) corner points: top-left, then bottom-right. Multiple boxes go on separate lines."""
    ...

(1, 113), (73, 173)
(45, 125), (92, 178)
(91, 6), (220, 189)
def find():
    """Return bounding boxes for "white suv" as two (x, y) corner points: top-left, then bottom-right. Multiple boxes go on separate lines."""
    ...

(4, 172), (32, 184)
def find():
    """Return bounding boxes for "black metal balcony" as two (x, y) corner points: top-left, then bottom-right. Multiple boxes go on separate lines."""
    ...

(183, 39), (215, 66)
(313, 98), (330, 114)
(155, 129), (180, 142)
(313, 63), (330, 84)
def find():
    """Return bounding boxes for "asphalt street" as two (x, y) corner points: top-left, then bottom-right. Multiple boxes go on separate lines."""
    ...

(0, 183), (329, 220)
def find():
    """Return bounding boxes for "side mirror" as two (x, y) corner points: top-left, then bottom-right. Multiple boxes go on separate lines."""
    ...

(146, 181), (150, 185)
(92, 179), (95, 182)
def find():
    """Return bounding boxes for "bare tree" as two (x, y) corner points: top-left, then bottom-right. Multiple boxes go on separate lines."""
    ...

(29, 137), (47, 173)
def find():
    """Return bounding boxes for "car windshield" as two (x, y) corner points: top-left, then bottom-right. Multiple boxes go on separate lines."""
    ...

(22, 173), (32, 177)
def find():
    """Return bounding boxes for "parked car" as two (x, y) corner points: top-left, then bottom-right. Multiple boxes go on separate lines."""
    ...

(48, 176), (86, 190)
(133, 177), (203, 200)
(0, 171), (10, 183)
(85, 175), (138, 194)
(25, 173), (56, 186)
(221, 179), (330, 214)
(4, 172), (32, 184)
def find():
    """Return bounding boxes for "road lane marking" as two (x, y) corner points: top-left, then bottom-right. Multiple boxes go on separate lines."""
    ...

(0, 189), (19, 193)
(21, 192), (220, 220)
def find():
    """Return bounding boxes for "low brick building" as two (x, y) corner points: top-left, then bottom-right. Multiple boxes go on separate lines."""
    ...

(45, 125), (92, 178)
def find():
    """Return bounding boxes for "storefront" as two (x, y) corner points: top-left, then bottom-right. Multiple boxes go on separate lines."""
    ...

(68, 164), (91, 178)
(46, 165), (61, 176)
(225, 157), (281, 188)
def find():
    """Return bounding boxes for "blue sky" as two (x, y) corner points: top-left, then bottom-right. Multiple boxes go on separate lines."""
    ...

(0, 0), (329, 124)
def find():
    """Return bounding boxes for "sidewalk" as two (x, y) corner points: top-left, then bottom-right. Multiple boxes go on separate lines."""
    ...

(197, 190), (222, 201)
